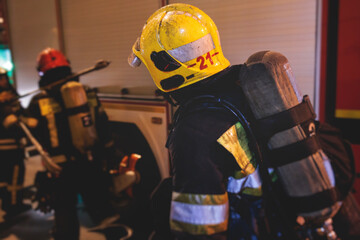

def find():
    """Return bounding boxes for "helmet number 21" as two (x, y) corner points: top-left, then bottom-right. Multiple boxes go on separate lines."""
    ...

(197, 52), (215, 70)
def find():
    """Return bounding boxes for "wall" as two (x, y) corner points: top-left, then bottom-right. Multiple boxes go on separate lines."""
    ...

(8, 0), (319, 111)
(7, 0), (59, 106)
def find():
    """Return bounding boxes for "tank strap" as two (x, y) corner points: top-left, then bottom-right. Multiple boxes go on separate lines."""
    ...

(286, 187), (340, 213)
(65, 103), (90, 116)
(255, 95), (316, 141)
(267, 135), (321, 167)
(253, 95), (322, 167)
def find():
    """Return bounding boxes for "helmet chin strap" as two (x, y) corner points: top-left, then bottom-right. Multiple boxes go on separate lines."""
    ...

(157, 90), (179, 106)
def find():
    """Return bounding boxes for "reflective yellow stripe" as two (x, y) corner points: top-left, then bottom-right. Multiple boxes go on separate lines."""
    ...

(0, 145), (19, 150)
(172, 192), (228, 205)
(39, 98), (62, 116)
(170, 218), (228, 235)
(0, 139), (19, 149)
(217, 122), (256, 175)
(0, 139), (16, 144)
(87, 91), (98, 107)
(46, 114), (59, 148)
(335, 109), (360, 119)
(242, 187), (262, 196)
(170, 192), (228, 235)
(7, 165), (22, 205)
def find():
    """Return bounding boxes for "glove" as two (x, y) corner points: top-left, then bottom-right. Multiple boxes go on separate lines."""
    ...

(2, 113), (18, 129)
(2, 114), (25, 139)
(0, 91), (16, 103)
(111, 153), (141, 197)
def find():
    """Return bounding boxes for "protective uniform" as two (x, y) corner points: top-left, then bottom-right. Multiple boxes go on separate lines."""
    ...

(27, 48), (116, 239)
(166, 68), (262, 240)
(0, 67), (31, 219)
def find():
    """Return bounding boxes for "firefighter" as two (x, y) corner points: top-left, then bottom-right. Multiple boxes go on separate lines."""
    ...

(0, 67), (32, 220)
(128, 3), (358, 240)
(27, 48), (119, 240)
(128, 4), (262, 239)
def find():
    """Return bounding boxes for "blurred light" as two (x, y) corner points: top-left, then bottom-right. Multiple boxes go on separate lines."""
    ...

(0, 47), (15, 84)
(2, 61), (13, 71)
(0, 47), (14, 75)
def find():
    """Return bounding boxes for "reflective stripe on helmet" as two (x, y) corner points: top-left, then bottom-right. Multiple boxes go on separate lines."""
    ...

(170, 191), (228, 235)
(168, 33), (215, 63)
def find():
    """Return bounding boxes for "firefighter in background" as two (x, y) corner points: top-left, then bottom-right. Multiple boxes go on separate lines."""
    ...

(128, 4), (260, 239)
(0, 67), (32, 220)
(27, 48), (119, 240)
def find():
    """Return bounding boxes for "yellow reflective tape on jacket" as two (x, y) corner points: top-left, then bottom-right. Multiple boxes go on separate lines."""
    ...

(218, 122), (262, 196)
(38, 98), (62, 116)
(0, 138), (19, 150)
(170, 192), (228, 235)
(217, 122), (256, 175)
(87, 90), (98, 108)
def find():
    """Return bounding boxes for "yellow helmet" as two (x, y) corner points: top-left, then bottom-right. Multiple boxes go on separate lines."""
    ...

(128, 3), (230, 92)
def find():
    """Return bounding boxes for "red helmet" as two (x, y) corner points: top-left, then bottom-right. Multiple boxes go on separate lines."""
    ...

(36, 48), (70, 76)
